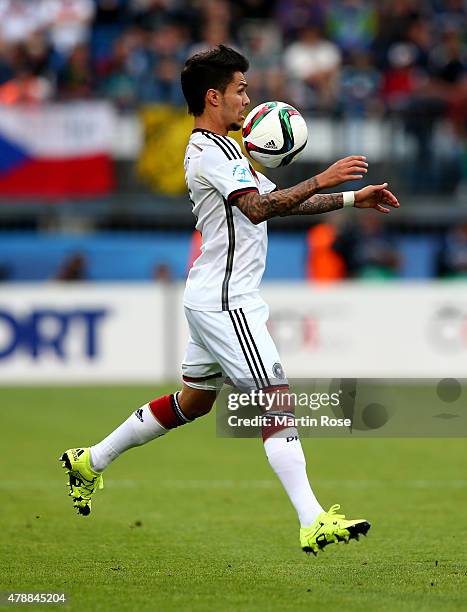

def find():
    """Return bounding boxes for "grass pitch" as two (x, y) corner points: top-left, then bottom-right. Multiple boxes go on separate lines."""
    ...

(1, 386), (466, 611)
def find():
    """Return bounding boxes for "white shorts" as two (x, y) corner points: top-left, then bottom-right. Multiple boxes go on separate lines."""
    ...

(182, 302), (287, 391)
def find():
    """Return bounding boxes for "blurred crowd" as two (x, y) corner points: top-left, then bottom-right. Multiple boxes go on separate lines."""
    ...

(0, 0), (465, 195)
(0, 0), (464, 114)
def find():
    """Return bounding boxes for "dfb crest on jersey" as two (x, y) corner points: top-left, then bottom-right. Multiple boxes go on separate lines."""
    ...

(272, 362), (285, 379)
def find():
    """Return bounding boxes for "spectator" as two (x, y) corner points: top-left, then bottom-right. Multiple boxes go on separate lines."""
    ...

(153, 262), (171, 281)
(130, 0), (177, 33)
(0, 38), (15, 84)
(24, 31), (56, 78)
(431, 0), (466, 33)
(405, 17), (433, 71)
(439, 222), (467, 278)
(381, 42), (418, 112)
(306, 223), (346, 282)
(429, 25), (466, 89)
(42, 0), (95, 57)
(371, 0), (425, 69)
(98, 28), (146, 109)
(381, 41), (443, 192)
(57, 43), (94, 99)
(381, 31), (464, 193)
(339, 49), (383, 151)
(201, 0), (235, 39)
(326, 0), (378, 55)
(339, 49), (382, 117)
(233, 0), (278, 21)
(138, 23), (188, 105)
(275, 0), (327, 42)
(91, 0), (129, 65)
(187, 22), (235, 58)
(335, 215), (400, 279)
(0, 67), (52, 104)
(428, 25), (466, 190)
(55, 253), (87, 280)
(283, 24), (342, 111)
(239, 22), (285, 104)
(0, 44), (53, 104)
(0, 0), (45, 45)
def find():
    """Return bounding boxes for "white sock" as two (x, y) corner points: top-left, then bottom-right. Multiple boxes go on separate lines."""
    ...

(264, 429), (324, 527)
(90, 403), (167, 472)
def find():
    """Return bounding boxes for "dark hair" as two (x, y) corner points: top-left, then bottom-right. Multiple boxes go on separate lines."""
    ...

(181, 45), (249, 116)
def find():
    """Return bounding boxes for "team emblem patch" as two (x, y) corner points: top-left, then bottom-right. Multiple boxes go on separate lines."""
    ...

(272, 362), (285, 379)
(232, 164), (252, 183)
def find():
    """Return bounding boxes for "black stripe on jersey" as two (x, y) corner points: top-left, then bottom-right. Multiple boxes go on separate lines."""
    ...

(228, 186), (259, 205)
(216, 134), (242, 160)
(222, 198), (235, 310)
(232, 309), (266, 388)
(228, 311), (260, 389)
(239, 308), (271, 387)
(203, 131), (233, 160)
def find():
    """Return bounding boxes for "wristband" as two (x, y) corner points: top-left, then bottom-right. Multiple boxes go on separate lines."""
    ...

(342, 191), (355, 207)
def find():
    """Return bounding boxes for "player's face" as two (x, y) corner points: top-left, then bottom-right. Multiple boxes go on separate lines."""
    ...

(220, 72), (250, 131)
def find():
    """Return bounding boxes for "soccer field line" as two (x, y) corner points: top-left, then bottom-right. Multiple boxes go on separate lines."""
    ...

(0, 478), (466, 489)
(161, 478), (467, 490)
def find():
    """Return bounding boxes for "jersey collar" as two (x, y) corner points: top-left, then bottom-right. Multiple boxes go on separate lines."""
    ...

(192, 128), (228, 136)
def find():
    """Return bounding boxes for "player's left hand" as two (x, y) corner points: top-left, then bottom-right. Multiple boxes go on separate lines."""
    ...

(354, 183), (400, 214)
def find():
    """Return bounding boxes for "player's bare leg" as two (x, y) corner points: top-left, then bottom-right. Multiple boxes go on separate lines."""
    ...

(177, 385), (218, 419)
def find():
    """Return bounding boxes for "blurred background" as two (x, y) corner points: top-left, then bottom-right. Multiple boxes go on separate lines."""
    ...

(0, 0), (466, 383)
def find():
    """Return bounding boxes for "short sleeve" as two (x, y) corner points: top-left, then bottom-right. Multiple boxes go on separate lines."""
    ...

(256, 170), (276, 195)
(202, 155), (259, 204)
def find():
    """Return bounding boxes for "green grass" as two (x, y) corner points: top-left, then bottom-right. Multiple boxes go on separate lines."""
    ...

(1, 386), (466, 611)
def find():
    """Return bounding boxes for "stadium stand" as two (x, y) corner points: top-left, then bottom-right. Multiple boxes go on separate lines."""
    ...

(0, 0), (465, 281)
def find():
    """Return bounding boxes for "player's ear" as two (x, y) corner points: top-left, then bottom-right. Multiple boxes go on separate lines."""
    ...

(206, 88), (221, 108)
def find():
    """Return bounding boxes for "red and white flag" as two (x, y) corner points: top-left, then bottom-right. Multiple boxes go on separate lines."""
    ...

(0, 102), (115, 197)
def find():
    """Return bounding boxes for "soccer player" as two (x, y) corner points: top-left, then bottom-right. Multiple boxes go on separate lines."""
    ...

(61, 45), (399, 555)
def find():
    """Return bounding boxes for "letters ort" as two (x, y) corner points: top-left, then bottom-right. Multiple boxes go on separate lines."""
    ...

(0, 309), (108, 359)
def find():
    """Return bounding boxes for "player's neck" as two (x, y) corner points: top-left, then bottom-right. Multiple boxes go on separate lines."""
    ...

(193, 118), (228, 136)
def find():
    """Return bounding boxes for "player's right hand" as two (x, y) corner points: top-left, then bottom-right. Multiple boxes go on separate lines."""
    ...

(317, 156), (368, 189)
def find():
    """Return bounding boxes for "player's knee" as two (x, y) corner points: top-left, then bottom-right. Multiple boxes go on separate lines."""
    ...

(178, 385), (217, 420)
(180, 400), (213, 420)
(186, 402), (213, 419)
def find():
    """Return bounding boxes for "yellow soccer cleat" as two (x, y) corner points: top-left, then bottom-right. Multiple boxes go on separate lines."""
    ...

(60, 448), (103, 516)
(300, 504), (370, 555)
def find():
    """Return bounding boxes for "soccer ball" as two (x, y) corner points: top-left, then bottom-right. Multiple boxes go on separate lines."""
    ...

(242, 101), (308, 168)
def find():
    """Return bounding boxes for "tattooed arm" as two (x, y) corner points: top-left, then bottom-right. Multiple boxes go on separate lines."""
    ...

(287, 183), (401, 216)
(234, 156), (368, 224)
(286, 193), (343, 216)
(234, 176), (321, 224)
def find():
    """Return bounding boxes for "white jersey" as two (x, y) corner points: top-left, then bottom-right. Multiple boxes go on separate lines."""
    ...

(183, 129), (276, 312)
